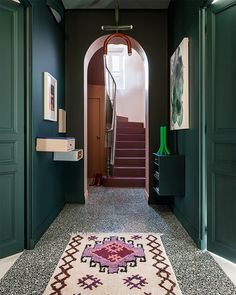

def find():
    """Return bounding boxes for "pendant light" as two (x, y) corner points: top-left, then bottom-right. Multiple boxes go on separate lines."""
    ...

(102, 0), (133, 56)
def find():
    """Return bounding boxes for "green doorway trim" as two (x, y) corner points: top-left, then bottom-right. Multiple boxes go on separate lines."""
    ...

(15, 0), (33, 251)
(198, 0), (215, 252)
(24, 3), (33, 250)
(198, 4), (207, 250)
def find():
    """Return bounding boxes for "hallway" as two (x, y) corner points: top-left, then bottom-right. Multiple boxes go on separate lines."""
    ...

(0, 188), (235, 295)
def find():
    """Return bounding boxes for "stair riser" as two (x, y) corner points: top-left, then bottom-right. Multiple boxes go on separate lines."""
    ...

(117, 122), (144, 128)
(114, 168), (145, 177)
(117, 134), (145, 141)
(116, 149), (145, 157)
(117, 128), (145, 134)
(116, 141), (145, 148)
(115, 158), (145, 167)
(103, 178), (145, 187)
(117, 116), (128, 122)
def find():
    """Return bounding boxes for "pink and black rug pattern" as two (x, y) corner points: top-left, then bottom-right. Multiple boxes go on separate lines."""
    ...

(43, 233), (183, 295)
(81, 235), (146, 274)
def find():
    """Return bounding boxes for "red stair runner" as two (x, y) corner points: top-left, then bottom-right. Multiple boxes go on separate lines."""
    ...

(103, 116), (145, 187)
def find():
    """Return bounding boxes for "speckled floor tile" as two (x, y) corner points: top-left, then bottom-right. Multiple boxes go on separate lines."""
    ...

(0, 187), (235, 295)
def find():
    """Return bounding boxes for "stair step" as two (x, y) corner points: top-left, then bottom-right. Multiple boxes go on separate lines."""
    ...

(103, 177), (145, 188)
(115, 157), (145, 167)
(116, 149), (145, 157)
(117, 134), (145, 141)
(116, 141), (145, 148)
(114, 166), (145, 177)
(117, 128), (145, 134)
(117, 122), (144, 128)
(117, 116), (128, 122)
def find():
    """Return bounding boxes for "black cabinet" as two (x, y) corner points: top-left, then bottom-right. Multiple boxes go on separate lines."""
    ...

(153, 153), (185, 196)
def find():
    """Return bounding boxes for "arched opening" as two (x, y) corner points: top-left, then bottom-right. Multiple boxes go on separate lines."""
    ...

(84, 35), (149, 200)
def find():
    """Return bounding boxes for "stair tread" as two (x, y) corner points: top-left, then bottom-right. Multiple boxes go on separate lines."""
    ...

(117, 123), (144, 127)
(103, 176), (145, 187)
(115, 157), (145, 160)
(117, 130), (145, 133)
(117, 134), (144, 136)
(117, 128), (145, 130)
(116, 140), (145, 142)
(104, 176), (145, 179)
(115, 166), (145, 169)
(117, 121), (142, 123)
(116, 148), (145, 150)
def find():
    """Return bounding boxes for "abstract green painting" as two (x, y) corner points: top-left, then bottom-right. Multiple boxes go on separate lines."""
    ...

(170, 38), (189, 130)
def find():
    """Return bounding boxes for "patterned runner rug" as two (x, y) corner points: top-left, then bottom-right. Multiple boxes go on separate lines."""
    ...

(43, 233), (182, 295)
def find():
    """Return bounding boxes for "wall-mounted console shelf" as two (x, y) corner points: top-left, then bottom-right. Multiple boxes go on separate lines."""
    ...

(36, 137), (75, 152)
(153, 153), (185, 197)
(53, 149), (83, 161)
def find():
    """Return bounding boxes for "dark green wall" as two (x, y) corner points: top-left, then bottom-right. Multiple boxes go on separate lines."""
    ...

(29, 0), (66, 247)
(168, 0), (203, 245)
(65, 10), (168, 203)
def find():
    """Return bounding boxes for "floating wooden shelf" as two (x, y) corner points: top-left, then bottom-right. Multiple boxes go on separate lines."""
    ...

(53, 149), (83, 162)
(36, 137), (75, 152)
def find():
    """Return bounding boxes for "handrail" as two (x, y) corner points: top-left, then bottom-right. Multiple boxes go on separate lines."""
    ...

(104, 55), (117, 174)
(104, 56), (117, 132)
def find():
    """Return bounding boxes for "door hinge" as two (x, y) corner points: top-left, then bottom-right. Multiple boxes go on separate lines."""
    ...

(205, 24), (207, 34)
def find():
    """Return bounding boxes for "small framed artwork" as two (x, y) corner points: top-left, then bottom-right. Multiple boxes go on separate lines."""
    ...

(170, 37), (189, 130)
(44, 72), (57, 121)
(58, 109), (66, 133)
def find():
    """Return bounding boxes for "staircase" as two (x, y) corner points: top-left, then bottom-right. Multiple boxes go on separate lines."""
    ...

(103, 116), (145, 187)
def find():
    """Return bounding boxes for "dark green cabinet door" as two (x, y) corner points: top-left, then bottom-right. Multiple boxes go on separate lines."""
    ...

(206, 0), (236, 263)
(0, 0), (24, 258)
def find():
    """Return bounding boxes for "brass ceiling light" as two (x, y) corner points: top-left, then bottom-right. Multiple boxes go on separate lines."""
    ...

(101, 0), (133, 32)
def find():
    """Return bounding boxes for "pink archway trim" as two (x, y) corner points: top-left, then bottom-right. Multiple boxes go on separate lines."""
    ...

(84, 35), (149, 199)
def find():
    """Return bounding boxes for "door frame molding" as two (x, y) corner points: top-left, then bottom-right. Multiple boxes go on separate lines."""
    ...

(19, 0), (33, 250)
(24, 2), (33, 250)
(198, 0), (210, 250)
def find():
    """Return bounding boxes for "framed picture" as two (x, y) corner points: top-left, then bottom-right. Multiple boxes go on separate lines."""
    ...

(170, 37), (189, 130)
(44, 72), (57, 121)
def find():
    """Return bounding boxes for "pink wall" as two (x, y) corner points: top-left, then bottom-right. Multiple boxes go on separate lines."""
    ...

(88, 48), (104, 85)
(115, 48), (145, 123)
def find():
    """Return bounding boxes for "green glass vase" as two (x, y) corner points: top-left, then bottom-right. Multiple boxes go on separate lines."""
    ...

(157, 126), (170, 155)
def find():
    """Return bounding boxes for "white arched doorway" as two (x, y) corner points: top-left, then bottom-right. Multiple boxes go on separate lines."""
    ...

(84, 35), (149, 200)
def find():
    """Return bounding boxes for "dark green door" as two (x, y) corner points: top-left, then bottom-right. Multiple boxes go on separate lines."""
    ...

(0, 0), (24, 258)
(206, 0), (236, 263)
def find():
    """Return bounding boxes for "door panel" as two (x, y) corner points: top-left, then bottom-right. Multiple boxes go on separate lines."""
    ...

(207, 0), (236, 262)
(0, 0), (24, 258)
(88, 98), (101, 178)
(87, 85), (105, 179)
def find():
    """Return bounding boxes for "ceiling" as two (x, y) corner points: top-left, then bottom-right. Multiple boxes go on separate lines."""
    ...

(62, 0), (171, 10)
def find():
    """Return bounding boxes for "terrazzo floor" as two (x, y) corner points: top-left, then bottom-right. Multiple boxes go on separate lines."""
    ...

(0, 187), (236, 295)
